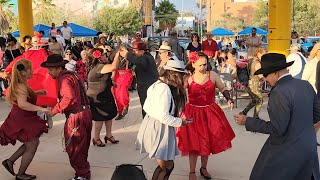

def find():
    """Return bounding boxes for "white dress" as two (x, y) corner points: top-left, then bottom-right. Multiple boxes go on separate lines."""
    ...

(136, 81), (182, 160)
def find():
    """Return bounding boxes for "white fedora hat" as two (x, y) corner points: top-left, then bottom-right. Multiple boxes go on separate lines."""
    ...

(163, 60), (186, 73)
(157, 45), (172, 52)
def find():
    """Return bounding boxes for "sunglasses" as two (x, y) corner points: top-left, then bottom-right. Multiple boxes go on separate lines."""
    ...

(66, 53), (71, 55)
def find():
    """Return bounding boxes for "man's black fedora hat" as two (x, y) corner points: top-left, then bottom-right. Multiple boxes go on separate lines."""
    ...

(254, 53), (294, 76)
(41, 54), (68, 68)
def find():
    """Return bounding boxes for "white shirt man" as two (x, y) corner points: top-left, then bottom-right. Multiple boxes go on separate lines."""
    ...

(61, 21), (73, 40)
(286, 43), (307, 79)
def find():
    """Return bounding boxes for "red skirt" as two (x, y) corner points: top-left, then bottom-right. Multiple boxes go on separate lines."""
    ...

(177, 103), (235, 156)
(0, 110), (48, 146)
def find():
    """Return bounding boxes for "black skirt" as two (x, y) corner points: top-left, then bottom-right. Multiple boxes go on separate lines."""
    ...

(88, 93), (117, 121)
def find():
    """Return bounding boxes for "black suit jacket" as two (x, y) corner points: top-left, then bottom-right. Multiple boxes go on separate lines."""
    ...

(246, 75), (320, 180)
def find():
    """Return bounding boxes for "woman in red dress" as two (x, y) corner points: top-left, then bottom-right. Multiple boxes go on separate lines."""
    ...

(177, 52), (235, 180)
(0, 59), (50, 180)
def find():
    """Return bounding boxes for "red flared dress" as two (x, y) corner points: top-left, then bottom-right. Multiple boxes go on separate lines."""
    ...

(177, 76), (235, 156)
(0, 96), (48, 146)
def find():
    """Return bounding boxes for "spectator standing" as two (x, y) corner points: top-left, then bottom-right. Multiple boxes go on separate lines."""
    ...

(169, 32), (184, 61)
(186, 33), (201, 58)
(302, 43), (320, 93)
(56, 29), (66, 48)
(246, 28), (261, 58)
(286, 43), (307, 79)
(50, 23), (57, 38)
(61, 21), (73, 47)
(49, 37), (64, 56)
(201, 32), (219, 70)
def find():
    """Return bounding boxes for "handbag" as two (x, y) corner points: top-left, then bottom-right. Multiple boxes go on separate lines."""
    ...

(111, 164), (146, 180)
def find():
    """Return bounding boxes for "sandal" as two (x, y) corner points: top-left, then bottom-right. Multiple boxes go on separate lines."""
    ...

(2, 159), (15, 175)
(92, 139), (106, 147)
(200, 167), (212, 179)
(104, 136), (119, 144)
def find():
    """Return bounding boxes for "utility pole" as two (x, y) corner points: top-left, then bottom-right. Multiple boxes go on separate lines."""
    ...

(181, 0), (184, 36)
(200, 0), (203, 41)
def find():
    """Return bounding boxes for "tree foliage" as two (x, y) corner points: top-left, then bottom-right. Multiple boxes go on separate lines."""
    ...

(214, 13), (245, 32)
(33, 0), (57, 25)
(252, 0), (268, 30)
(253, 0), (320, 34)
(0, 0), (15, 35)
(93, 6), (143, 36)
(155, 0), (179, 30)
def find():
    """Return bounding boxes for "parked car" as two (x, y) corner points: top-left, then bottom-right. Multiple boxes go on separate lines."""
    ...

(301, 36), (320, 52)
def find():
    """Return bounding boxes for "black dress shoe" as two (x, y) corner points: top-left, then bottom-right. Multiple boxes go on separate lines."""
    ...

(2, 159), (15, 175)
(23, 173), (36, 179)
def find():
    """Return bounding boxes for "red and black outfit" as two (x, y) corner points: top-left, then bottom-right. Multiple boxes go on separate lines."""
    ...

(113, 57), (133, 115)
(201, 40), (219, 58)
(51, 69), (92, 179)
(75, 60), (87, 81)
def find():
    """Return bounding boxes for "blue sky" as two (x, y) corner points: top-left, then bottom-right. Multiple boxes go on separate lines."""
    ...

(9, 0), (197, 14)
(170, 0), (197, 12)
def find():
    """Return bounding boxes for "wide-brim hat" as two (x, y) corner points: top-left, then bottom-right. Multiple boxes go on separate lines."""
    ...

(163, 59), (187, 73)
(254, 53), (294, 76)
(132, 41), (147, 50)
(156, 45), (172, 52)
(41, 54), (68, 68)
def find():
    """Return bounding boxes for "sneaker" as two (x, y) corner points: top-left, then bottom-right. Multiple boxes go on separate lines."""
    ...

(69, 176), (88, 180)
(122, 108), (128, 116)
(115, 115), (124, 120)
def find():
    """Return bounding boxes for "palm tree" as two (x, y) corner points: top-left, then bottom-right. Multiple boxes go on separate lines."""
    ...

(0, 0), (14, 35)
(155, 0), (179, 30)
(33, 0), (57, 25)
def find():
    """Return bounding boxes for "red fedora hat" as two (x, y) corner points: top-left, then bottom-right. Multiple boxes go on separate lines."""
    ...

(132, 41), (147, 50)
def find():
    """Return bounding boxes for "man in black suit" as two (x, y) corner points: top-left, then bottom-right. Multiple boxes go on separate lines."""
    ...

(234, 53), (320, 180)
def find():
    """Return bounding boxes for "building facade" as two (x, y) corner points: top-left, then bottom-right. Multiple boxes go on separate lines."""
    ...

(205, 0), (258, 31)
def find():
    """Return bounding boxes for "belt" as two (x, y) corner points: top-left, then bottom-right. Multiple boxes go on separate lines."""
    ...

(189, 103), (213, 108)
(66, 105), (90, 118)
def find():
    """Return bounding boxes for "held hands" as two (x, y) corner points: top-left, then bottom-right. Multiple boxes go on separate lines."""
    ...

(40, 107), (51, 115)
(119, 49), (128, 57)
(181, 113), (192, 126)
(233, 114), (246, 126)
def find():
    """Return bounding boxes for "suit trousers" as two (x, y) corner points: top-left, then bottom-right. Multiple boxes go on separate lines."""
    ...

(65, 109), (92, 179)
(137, 85), (148, 118)
(113, 70), (133, 115)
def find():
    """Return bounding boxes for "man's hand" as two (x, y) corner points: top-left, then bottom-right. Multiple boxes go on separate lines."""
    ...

(234, 114), (246, 126)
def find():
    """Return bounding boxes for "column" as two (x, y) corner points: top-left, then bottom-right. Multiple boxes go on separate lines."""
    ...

(268, 0), (292, 56)
(18, 0), (34, 41)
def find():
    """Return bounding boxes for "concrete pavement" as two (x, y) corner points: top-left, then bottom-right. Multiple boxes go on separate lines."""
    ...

(0, 92), (317, 180)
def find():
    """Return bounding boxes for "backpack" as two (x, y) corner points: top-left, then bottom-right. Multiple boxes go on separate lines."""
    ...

(236, 59), (251, 86)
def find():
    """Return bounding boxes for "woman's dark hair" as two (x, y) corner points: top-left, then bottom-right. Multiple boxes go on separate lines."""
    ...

(39, 30), (45, 35)
(160, 70), (186, 115)
(22, 35), (32, 42)
(111, 164), (146, 180)
(51, 36), (57, 42)
(7, 37), (17, 44)
(228, 48), (237, 56)
(86, 48), (105, 74)
(185, 51), (209, 74)
(191, 33), (200, 42)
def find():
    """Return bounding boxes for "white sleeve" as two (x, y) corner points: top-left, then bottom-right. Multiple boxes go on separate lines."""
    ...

(287, 54), (301, 77)
(143, 84), (182, 127)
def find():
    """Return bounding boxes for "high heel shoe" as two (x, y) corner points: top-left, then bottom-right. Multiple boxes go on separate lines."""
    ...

(104, 136), (119, 144)
(200, 167), (212, 179)
(92, 139), (106, 147)
(15, 174), (33, 180)
(2, 159), (15, 175)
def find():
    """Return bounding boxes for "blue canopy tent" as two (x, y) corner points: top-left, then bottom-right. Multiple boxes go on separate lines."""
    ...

(211, 28), (234, 36)
(12, 24), (51, 38)
(238, 26), (268, 35)
(55, 23), (98, 37)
